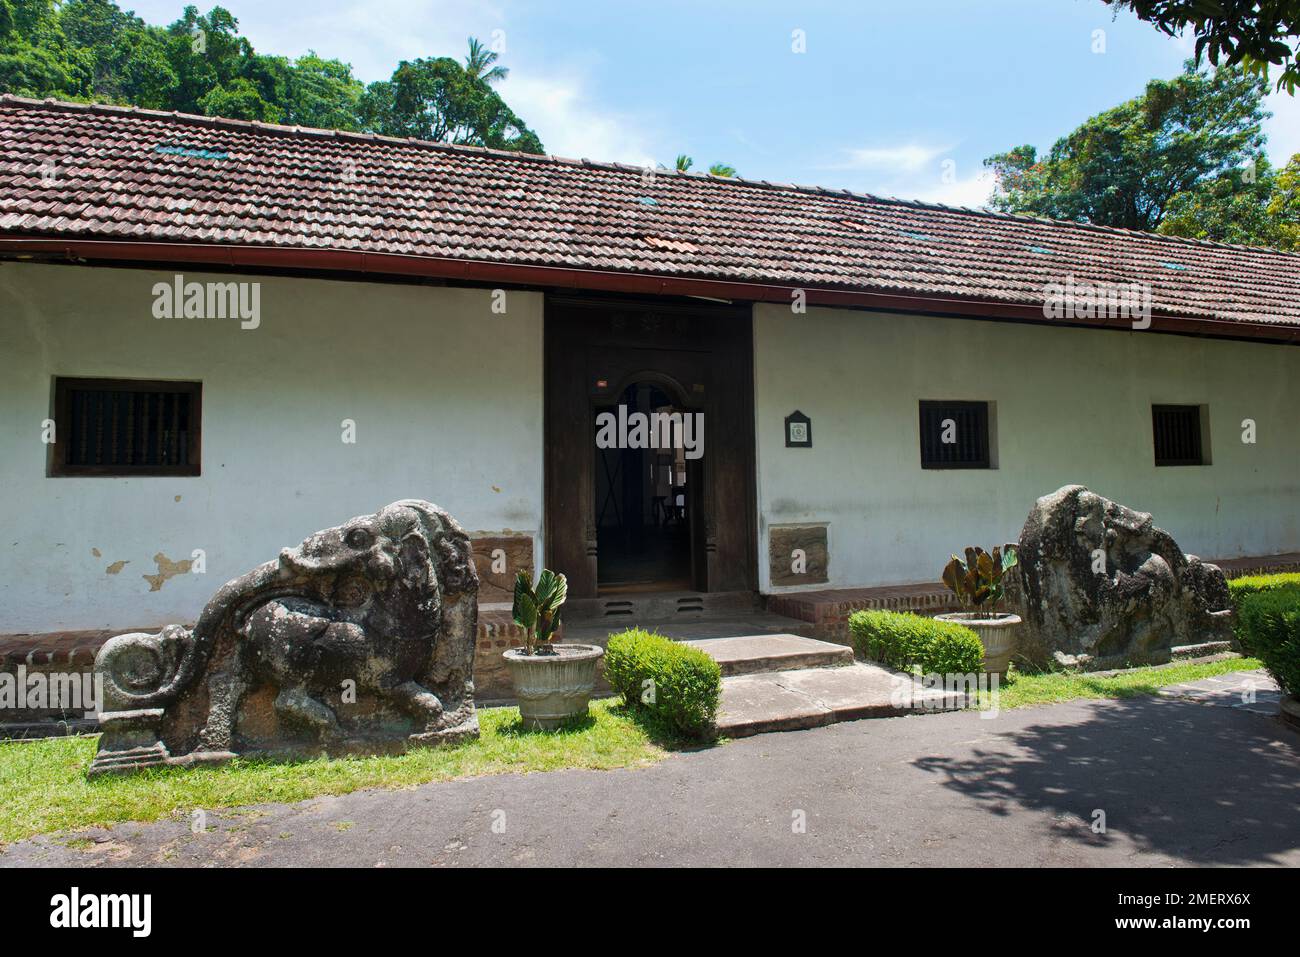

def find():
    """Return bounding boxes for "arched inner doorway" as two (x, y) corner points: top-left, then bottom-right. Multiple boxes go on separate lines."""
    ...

(594, 377), (698, 591)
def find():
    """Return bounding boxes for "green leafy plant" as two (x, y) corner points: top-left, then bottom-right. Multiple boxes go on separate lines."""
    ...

(1227, 572), (1300, 603)
(604, 628), (721, 739)
(511, 568), (567, 655)
(848, 610), (984, 675)
(941, 545), (1018, 618)
(1235, 588), (1300, 696)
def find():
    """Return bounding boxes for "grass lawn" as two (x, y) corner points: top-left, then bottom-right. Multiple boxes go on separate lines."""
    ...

(980, 656), (1265, 710)
(0, 698), (666, 844)
(0, 657), (1272, 844)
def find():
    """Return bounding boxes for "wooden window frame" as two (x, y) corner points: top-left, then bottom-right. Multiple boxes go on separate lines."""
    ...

(49, 377), (203, 477)
(1152, 404), (1208, 467)
(919, 400), (992, 470)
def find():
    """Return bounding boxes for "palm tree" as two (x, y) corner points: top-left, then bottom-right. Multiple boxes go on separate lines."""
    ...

(464, 37), (508, 85)
(708, 162), (737, 177)
(675, 154), (693, 171)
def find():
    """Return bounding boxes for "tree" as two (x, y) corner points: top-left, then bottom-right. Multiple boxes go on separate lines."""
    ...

(0, 3), (544, 153)
(163, 5), (257, 115)
(198, 76), (280, 121)
(463, 36), (507, 85)
(1267, 153), (1300, 248)
(1103, 0), (1300, 93)
(1157, 154), (1285, 246)
(663, 155), (738, 176)
(282, 52), (364, 130)
(985, 62), (1268, 232)
(0, 0), (86, 98)
(360, 56), (542, 152)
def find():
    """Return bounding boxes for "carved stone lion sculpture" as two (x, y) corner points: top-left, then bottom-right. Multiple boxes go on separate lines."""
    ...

(89, 500), (479, 775)
(1015, 485), (1234, 670)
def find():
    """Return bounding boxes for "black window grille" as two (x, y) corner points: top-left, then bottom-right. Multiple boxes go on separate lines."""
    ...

(51, 378), (201, 476)
(919, 401), (990, 469)
(1152, 404), (1205, 466)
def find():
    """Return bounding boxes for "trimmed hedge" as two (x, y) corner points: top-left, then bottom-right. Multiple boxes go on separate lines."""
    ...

(1227, 572), (1300, 603)
(604, 628), (721, 739)
(848, 610), (984, 675)
(1236, 589), (1300, 696)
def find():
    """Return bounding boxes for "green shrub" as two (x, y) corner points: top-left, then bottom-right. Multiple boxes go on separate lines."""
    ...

(1227, 572), (1300, 604)
(1236, 589), (1300, 696)
(604, 628), (721, 739)
(848, 610), (984, 675)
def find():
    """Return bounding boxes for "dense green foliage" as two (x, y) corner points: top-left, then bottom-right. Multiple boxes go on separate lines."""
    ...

(604, 628), (721, 739)
(985, 61), (1299, 248)
(1104, 0), (1300, 93)
(0, 0), (542, 150)
(1227, 571), (1300, 601)
(1235, 588), (1300, 695)
(848, 610), (985, 676)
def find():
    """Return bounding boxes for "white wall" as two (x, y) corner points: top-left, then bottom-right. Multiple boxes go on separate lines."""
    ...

(0, 262), (544, 633)
(754, 303), (1300, 593)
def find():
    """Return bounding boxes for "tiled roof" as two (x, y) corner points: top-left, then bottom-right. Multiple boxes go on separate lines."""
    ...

(2, 95), (1299, 329)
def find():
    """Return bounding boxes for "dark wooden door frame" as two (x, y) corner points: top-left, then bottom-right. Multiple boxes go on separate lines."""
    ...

(543, 292), (757, 599)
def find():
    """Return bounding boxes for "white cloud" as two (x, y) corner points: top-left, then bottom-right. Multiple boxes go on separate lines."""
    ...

(822, 143), (950, 173)
(911, 170), (997, 209)
(815, 141), (995, 208)
(499, 72), (658, 166)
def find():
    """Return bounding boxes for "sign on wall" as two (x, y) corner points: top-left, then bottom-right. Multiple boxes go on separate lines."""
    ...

(785, 410), (812, 448)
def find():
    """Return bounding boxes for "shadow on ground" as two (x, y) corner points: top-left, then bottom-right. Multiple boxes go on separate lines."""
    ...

(913, 695), (1300, 865)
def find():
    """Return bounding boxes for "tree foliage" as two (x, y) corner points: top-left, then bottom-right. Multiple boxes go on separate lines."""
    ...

(359, 56), (541, 151)
(662, 154), (739, 176)
(0, 2), (542, 151)
(984, 61), (1298, 247)
(986, 63), (1267, 231)
(1104, 0), (1300, 93)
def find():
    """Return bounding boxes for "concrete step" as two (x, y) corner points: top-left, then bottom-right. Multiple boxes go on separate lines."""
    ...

(682, 633), (853, 677)
(715, 662), (963, 738)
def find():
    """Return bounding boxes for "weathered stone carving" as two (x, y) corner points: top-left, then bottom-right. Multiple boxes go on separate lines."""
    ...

(1015, 485), (1233, 669)
(90, 500), (479, 775)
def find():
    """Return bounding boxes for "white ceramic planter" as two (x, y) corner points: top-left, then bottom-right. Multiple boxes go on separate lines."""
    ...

(935, 612), (1022, 675)
(503, 643), (604, 730)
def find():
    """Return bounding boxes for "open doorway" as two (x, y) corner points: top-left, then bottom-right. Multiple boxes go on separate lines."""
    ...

(594, 380), (696, 592)
(544, 295), (756, 600)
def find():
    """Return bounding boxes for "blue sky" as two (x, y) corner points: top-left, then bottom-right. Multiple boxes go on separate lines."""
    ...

(124, 0), (1300, 206)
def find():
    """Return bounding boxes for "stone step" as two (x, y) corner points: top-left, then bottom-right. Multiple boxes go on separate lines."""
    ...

(682, 633), (853, 677)
(564, 590), (762, 624)
(715, 662), (964, 738)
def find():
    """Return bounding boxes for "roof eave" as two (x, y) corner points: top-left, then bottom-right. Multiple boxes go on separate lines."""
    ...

(1, 235), (1296, 344)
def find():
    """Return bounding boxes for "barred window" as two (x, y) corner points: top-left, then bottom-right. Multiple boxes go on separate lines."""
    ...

(919, 401), (991, 469)
(50, 377), (201, 476)
(1152, 404), (1206, 467)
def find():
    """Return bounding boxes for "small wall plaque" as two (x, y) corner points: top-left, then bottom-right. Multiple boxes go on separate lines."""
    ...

(785, 410), (812, 448)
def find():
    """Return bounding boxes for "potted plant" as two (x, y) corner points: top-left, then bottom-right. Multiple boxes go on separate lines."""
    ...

(935, 545), (1022, 675)
(502, 568), (604, 729)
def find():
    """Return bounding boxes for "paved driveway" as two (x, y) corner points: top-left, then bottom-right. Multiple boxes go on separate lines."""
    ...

(4, 689), (1298, 867)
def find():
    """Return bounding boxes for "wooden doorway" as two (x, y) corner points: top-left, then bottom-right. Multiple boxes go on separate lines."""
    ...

(544, 295), (757, 599)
